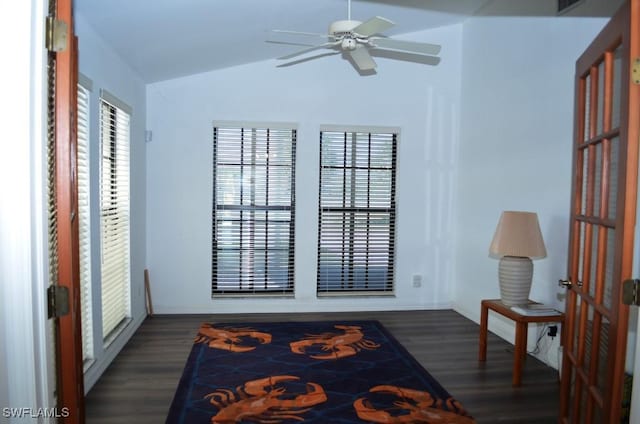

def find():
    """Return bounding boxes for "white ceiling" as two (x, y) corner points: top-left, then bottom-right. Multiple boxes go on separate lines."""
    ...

(75, 0), (494, 82)
(75, 0), (621, 83)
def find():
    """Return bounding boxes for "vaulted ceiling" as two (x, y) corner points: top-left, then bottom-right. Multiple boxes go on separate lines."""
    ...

(75, 0), (622, 83)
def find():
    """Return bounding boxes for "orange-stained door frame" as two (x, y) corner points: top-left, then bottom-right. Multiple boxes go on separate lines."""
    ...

(53, 0), (85, 421)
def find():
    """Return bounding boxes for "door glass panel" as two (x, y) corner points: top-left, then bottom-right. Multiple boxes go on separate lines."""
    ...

(594, 403), (603, 423)
(596, 315), (610, 391)
(608, 137), (619, 220)
(574, 300), (585, 358)
(569, 365), (585, 423)
(583, 304), (593, 373)
(569, 367), (578, 423)
(593, 143), (602, 217)
(584, 75), (591, 142)
(579, 221), (586, 285)
(582, 148), (589, 215)
(604, 228), (615, 309)
(589, 226), (599, 298)
(577, 384), (588, 423)
(612, 45), (622, 130)
(597, 61), (605, 135)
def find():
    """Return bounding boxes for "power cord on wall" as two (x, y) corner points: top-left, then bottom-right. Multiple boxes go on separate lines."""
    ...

(530, 324), (550, 355)
(529, 324), (561, 369)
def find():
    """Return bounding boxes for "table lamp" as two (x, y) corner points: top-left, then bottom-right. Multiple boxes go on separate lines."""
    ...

(489, 211), (547, 306)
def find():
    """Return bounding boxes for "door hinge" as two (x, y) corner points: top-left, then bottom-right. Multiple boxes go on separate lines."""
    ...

(632, 59), (640, 85)
(45, 16), (68, 52)
(47, 285), (70, 319)
(623, 279), (640, 306)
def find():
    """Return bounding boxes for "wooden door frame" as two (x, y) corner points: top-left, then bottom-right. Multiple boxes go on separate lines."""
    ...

(54, 0), (85, 421)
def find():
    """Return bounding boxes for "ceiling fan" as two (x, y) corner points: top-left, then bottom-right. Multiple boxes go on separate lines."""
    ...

(272, 0), (441, 72)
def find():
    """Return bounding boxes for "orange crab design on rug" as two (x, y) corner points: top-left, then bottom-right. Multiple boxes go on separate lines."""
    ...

(354, 385), (476, 423)
(289, 324), (380, 359)
(205, 375), (327, 423)
(195, 323), (272, 352)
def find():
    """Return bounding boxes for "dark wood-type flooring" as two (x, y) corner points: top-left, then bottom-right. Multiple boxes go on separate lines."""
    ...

(85, 310), (560, 423)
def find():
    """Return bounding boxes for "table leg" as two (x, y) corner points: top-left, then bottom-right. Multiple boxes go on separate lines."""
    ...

(479, 302), (488, 361)
(513, 321), (527, 387)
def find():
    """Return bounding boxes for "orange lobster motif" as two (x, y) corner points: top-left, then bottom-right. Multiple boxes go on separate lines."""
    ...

(195, 324), (272, 352)
(205, 375), (327, 423)
(353, 385), (476, 423)
(289, 324), (380, 359)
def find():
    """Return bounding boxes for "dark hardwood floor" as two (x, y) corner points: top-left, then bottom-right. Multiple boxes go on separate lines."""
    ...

(85, 310), (560, 423)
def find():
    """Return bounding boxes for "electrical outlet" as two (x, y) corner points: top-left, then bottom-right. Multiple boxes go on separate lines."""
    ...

(548, 325), (558, 338)
(412, 274), (422, 288)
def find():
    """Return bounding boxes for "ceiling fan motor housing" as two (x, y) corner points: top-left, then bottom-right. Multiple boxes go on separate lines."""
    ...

(329, 20), (362, 36)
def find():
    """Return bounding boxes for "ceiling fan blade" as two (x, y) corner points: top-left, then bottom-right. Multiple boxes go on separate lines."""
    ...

(370, 37), (441, 56)
(352, 16), (395, 37)
(277, 41), (339, 60)
(271, 29), (333, 39)
(266, 40), (316, 48)
(348, 45), (377, 71)
(277, 51), (341, 67)
(370, 49), (441, 66)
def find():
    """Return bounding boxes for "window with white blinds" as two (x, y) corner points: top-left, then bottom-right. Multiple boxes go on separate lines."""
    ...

(77, 77), (93, 362)
(100, 91), (131, 340)
(212, 123), (296, 295)
(317, 128), (397, 294)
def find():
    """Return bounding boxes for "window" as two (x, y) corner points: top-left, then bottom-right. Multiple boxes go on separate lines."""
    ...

(77, 75), (93, 362)
(99, 90), (131, 340)
(557, 0), (584, 14)
(317, 127), (397, 294)
(212, 122), (296, 295)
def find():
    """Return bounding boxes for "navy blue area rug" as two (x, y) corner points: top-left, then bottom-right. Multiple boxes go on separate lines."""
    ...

(166, 320), (475, 423)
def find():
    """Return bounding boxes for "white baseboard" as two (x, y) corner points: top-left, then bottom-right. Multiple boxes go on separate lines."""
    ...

(152, 301), (453, 315)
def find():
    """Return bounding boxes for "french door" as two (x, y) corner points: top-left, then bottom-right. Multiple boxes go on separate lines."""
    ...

(559, 0), (640, 422)
(48, 0), (85, 421)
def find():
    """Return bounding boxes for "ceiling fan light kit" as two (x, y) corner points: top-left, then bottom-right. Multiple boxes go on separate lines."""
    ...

(272, 0), (441, 73)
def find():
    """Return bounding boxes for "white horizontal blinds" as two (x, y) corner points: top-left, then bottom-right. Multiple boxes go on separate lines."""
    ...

(212, 124), (296, 295)
(100, 93), (131, 340)
(317, 130), (397, 293)
(46, 50), (58, 388)
(77, 81), (93, 360)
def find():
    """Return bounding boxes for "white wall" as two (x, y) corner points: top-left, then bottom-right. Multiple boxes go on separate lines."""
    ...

(0, 0), (51, 417)
(453, 16), (607, 366)
(75, 13), (147, 392)
(146, 24), (462, 313)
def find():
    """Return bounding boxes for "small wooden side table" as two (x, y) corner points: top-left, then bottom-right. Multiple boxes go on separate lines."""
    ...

(478, 299), (564, 387)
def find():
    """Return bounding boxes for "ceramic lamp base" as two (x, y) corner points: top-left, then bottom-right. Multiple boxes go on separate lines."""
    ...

(498, 256), (533, 306)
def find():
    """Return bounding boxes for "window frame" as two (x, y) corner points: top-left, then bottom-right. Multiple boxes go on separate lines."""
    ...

(316, 125), (398, 296)
(99, 89), (132, 343)
(211, 121), (297, 296)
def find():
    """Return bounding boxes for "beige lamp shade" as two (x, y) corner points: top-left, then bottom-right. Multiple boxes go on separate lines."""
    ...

(489, 211), (547, 259)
